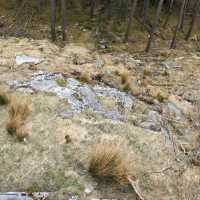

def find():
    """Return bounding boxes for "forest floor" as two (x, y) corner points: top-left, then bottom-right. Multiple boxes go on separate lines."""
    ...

(0, 36), (200, 200)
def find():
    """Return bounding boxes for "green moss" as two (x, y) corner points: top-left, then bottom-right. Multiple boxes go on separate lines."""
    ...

(56, 77), (67, 87)
(26, 182), (41, 192)
(39, 170), (84, 192)
(122, 82), (131, 92)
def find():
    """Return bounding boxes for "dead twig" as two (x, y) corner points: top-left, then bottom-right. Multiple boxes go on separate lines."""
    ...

(128, 177), (145, 200)
(151, 82), (185, 87)
(148, 166), (172, 174)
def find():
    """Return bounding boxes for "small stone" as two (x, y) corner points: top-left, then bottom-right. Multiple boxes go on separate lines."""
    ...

(64, 171), (79, 179)
(84, 186), (93, 195)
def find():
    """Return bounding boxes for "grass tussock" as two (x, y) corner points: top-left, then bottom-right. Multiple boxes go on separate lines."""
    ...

(122, 81), (132, 92)
(16, 123), (32, 141)
(78, 70), (92, 83)
(119, 72), (140, 96)
(8, 95), (31, 121)
(120, 71), (129, 85)
(89, 138), (133, 184)
(119, 71), (132, 92)
(6, 94), (32, 140)
(143, 67), (152, 76)
(0, 87), (10, 105)
(6, 116), (22, 135)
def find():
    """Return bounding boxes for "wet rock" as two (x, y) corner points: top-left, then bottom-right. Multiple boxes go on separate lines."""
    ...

(164, 95), (193, 121)
(161, 60), (181, 69)
(94, 86), (134, 110)
(165, 102), (184, 121)
(79, 85), (101, 111)
(101, 111), (125, 121)
(139, 121), (161, 132)
(148, 110), (162, 122)
(138, 110), (162, 132)
(16, 55), (42, 66)
(11, 71), (134, 121)
(168, 95), (193, 116)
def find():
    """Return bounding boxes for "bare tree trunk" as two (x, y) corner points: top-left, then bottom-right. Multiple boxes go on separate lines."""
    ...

(145, 0), (164, 52)
(16, 0), (23, 7)
(61, 0), (66, 41)
(163, 0), (174, 27)
(185, 0), (200, 40)
(124, 0), (138, 42)
(38, 0), (42, 13)
(90, 0), (95, 18)
(143, 0), (150, 23)
(170, 0), (186, 49)
(106, 0), (112, 19)
(50, 0), (56, 41)
(180, 0), (189, 30)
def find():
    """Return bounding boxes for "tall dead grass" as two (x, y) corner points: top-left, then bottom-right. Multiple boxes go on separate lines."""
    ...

(89, 138), (134, 184)
(6, 94), (32, 141)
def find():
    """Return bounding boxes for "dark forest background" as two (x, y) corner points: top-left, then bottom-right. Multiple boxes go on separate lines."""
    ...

(0, 0), (200, 52)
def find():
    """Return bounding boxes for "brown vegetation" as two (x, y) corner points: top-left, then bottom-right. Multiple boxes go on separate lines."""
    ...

(0, 87), (10, 105)
(8, 95), (31, 121)
(89, 138), (133, 184)
(6, 94), (32, 140)
(78, 70), (92, 83)
(120, 71), (130, 85)
(120, 71), (133, 92)
(6, 116), (22, 135)
(16, 123), (32, 141)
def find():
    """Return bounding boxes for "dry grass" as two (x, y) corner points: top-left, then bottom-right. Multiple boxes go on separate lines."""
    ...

(0, 87), (10, 105)
(120, 71), (129, 85)
(119, 71), (132, 93)
(16, 122), (32, 141)
(6, 94), (32, 140)
(78, 70), (92, 83)
(119, 71), (141, 96)
(156, 92), (165, 103)
(143, 66), (152, 76)
(122, 81), (132, 92)
(6, 116), (22, 135)
(89, 138), (133, 184)
(8, 95), (31, 121)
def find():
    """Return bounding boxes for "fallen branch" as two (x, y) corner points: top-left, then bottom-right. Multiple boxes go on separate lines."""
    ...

(128, 177), (145, 200)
